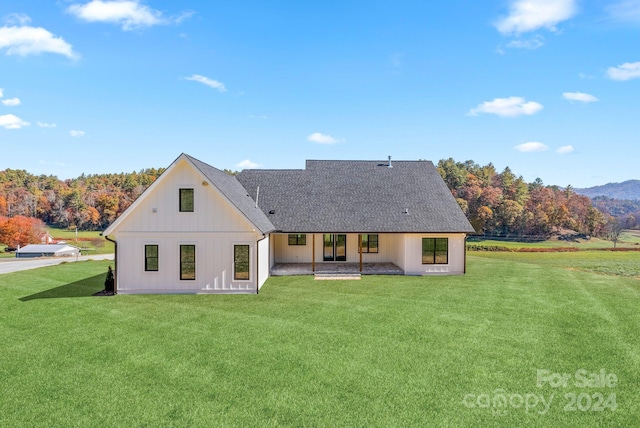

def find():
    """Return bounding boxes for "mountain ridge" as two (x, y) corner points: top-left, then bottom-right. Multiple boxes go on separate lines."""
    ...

(575, 180), (640, 201)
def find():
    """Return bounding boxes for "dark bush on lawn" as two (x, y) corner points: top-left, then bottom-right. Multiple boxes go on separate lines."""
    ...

(105, 266), (114, 293)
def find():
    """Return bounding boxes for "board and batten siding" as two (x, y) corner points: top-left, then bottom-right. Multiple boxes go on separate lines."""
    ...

(402, 233), (466, 275)
(272, 232), (465, 275)
(272, 233), (401, 264)
(257, 235), (270, 290)
(112, 160), (266, 293)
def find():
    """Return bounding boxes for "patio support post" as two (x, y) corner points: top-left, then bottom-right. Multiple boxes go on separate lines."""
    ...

(359, 234), (363, 272)
(312, 234), (315, 272)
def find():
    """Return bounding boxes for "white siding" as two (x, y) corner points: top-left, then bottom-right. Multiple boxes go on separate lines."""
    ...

(401, 233), (466, 275)
(273, 233), (402, 264)
(115, 161), (252, 234)
(257, 235), (269, 290)
(115, 232), (261, 293)
(112, 159), (264, 294)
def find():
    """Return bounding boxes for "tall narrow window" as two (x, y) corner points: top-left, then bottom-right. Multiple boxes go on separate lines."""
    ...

(288, 234), (306, 246)
(358, 234), (379, 253)
(422, 238), (448, 264)
(234, 245), (250, 280)
(180, 245), (196, 280)
(145, 245), (158, 271)
(179, 188), (194, 212)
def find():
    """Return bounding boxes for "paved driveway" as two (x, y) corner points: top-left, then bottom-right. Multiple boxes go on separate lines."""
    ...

(0, 254), (114, 275)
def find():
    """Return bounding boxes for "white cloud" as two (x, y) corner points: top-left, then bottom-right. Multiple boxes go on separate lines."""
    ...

(307, 132), (340, 144)
(236, 159), (259, 169)
(608, 1), (640, 23)
(562, 92), (598, 103)
(0, 88), (3, 97)
(67, 0), (163, 30)
(184, 74), (227, 92)
(37, 121), (57, 128)
(557, 145), (575, 154)
(515, 142), (548, 152)
(607, 61), (640, 81)
(506, 36), (544, 50)
(3, 13), (32, 26)
(0, 25), (76, 58)
(468, 97), (543, 117)
(70, 130), (85, 137)
(2, 97), (20, 106)
(495, 0), (578, 35)
(0, 114), (29, 129)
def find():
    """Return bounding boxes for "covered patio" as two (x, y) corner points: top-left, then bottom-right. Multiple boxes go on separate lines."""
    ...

(271, 262), (404, 276)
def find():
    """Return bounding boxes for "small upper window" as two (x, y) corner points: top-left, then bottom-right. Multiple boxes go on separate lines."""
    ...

(179, 188), (194, 212)
(358, 234), (379, 253)
(288, 234), (306, 246)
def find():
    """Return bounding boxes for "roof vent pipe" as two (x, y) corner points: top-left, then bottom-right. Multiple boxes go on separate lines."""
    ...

(388, 155), (393, 168)
(255, 186), (260, 209)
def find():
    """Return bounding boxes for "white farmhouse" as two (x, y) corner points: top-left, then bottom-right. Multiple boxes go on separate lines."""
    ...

(103, 154), (475, 294)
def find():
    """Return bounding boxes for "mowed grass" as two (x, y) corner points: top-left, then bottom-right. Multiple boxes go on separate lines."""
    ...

(1, 257), (640, 427)
(474, 250), (640, 278)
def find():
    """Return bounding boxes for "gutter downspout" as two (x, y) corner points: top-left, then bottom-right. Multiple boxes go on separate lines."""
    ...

(104, 234), (118, 294)
(256, 234), (268, 294)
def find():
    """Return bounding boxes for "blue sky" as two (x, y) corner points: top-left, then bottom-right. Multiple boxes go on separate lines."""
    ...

(0, 0), (639, 187)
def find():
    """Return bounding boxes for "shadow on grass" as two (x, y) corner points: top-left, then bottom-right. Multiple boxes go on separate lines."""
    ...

(19, 273), (106, 301)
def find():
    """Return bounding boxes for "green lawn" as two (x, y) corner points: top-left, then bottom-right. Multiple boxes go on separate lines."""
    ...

(473, 250), (640, 278)
(1, 257), (639, 426)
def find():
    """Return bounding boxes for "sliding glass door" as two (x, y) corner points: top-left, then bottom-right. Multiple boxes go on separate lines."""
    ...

(323, 234), (346, 261)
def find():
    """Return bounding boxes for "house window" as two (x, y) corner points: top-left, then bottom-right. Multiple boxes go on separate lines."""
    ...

(180, 245), (196, 280)
(179, 188), (194, 212)
(358, 234), (379, 253)
(145, 245), (158, 271)
(234, 245), (250, 280)
(288, 234), (306, 246)
(422, 238), (448, 264)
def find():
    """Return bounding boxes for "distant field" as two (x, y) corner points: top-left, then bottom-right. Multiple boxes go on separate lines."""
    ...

(0, 227), (113, 258)
(468, 230), (640, 250)
(47, 226), (114, 255)
(1, 254), (638, 426)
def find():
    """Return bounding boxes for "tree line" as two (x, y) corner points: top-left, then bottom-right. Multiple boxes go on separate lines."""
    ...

(0, 160), (633, 247)
(0, 168), (165, 232)
(437, 158), (610, 237)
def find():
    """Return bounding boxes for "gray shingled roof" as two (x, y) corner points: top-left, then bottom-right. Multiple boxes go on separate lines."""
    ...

(236, 160), (475, 233)
(185, 154), (275, 234)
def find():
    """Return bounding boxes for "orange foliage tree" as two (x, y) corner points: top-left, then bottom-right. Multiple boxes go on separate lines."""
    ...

(0, 216), (46, 247)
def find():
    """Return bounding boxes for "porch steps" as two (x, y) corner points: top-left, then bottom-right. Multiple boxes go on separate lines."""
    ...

(314, 273), (361, 281)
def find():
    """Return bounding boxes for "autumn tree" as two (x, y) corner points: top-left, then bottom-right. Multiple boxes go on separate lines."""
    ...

(0, 216), (46, 247)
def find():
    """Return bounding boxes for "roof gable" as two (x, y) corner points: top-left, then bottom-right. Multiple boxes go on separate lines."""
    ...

(104, 154), (275, 236)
